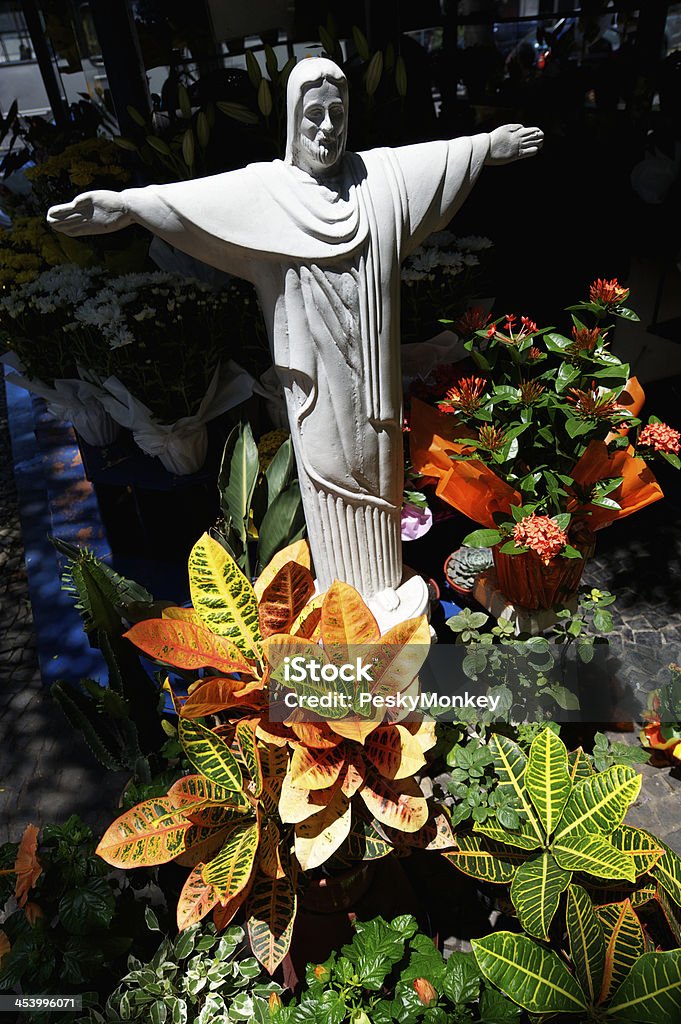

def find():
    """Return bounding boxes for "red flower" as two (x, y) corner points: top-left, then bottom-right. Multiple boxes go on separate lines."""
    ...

(478, 424), (506, 452)
(590, 278), (630, 306)
(438, 376), (487, 415)
(518, 380), (545, 405)
(488, 313), (538, 346)
(527, 346), (543, 361)
(513, 515), (568, 564)
(638, 422), (681, 455)
(454, 307), (491, 336)
(567, 384), (621, 421)
(571, 325), (601, 352)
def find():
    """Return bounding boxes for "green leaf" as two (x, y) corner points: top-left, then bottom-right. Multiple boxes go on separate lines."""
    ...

(555, 765), (641, 842)
(218, 423), (260, 543)
(352, 25), (370, 59)
(395, 55), (407, 97)
(182, 128), (195, 168)
(462, 528), (502, 547)
(442, 832), (530, 884)
(490, 734), (545, 844)
(566, 884), (605, 1003)
(525, 727), (572, 836)
(553, 832), (636, 882)
(178, 718), (243, 791)
(364, 51), (383, 95)
(217, 101), (260, 125)
(650, 839), (681, 906)
(257, 483), (305, 569)
(58, 877), (115, 933)
(556, 363), (581, 392)
(613, 306), (640, 323)
(146, 135), (172, 156)
(178, 84), (192, 119)
(607, 949), (681, 1022)
(472, 932), (588, 1014)
(257, 79), (273, 118)
(510, 852), (572, 940)
(598, 900), (645, 1004)
(442, 951), (480, 1003)
(246, 50), (262, 87)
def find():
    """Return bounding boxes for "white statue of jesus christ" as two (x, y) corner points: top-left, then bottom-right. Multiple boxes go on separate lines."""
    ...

(48, 57), (542, 618)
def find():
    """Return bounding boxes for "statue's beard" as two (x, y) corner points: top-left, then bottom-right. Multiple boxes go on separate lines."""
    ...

(298, 132), (343, 170)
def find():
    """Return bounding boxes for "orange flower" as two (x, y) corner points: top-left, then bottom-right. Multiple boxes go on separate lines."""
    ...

(438, 376), (487, 414)
(453, 307), (491, 336)
(567, 384), (621, 421)
(512, 515), (568, 564)
(590, 278), (629, 306)
(527, 345), (543, 361)
(0, 930), (10, 965)
(477, 424), (506, 452)
(638, 422), (680, 455)
(413, 978), (438, 1006)
(14, 824), (41, 908)
(518, 380), (545, 405)
(571, 325), (601, 352)
(268, 992), (283, 1012)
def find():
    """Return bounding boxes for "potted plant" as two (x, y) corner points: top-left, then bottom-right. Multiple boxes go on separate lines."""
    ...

(410, 280), (680, 609)
(93, 534), (442, 975)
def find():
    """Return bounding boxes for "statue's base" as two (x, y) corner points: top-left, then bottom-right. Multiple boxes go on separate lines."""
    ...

(314, 567), (430, 635)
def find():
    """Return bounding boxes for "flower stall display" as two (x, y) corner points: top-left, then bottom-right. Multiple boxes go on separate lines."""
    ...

(410, 280), (680, 608)
(0, 264), (120, 445)
(1, 266), (268, 471)
(400, 232), (494, 343)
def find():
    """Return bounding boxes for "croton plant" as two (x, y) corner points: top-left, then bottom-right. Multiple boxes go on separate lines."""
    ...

(96, 535), (443, 974)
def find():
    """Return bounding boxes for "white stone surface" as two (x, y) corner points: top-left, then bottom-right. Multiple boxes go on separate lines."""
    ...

(47, 57), (543, 615)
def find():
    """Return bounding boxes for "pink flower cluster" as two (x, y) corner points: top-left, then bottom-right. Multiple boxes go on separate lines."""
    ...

(638, 422), (681, 455)
(512, 514), (568, 564)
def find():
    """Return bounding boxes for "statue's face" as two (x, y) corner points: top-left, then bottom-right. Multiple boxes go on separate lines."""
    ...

(296, 80), (346, 176)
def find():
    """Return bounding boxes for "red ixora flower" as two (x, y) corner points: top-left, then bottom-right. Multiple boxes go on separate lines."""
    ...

(453, 306), (491, 336)
(513, 515), (568, 565)
(589, 278), (630, 306)
(477, 424), (506, 452)
(571, 325), (602, 352)
(567, 383), (621, 421)
(638, 422), (681, 455)
(488, 313), (538, 346)
(527, 345), (543, 361)
(438, 375), (487, 414)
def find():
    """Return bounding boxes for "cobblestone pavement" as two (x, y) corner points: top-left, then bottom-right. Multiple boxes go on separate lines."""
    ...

(0, 383), (125, 844)
(1, 378), (680, 855)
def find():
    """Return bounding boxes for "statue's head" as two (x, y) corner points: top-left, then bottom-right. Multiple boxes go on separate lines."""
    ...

(285, 57), (348, 177)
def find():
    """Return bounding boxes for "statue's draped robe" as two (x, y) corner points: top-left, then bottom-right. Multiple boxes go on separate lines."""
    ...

(123, 135), (490, 595)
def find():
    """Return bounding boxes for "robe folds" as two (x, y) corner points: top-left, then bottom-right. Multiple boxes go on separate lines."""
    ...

(122, 134), (490, 595)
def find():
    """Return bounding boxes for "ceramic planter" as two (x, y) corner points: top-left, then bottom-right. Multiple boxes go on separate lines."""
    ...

(492, 539), (594, 610)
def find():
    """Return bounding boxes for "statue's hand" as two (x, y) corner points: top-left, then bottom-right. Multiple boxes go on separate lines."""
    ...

(486, 124), (544, 166)
(47, 190), (131, 236)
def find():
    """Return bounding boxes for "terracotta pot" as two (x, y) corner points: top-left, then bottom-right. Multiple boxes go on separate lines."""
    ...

(492, 538), (594, 610)
(443, 553), (474, 597)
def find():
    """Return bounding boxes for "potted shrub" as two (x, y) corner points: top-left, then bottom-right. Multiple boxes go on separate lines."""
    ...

(410, 280), (680, 609)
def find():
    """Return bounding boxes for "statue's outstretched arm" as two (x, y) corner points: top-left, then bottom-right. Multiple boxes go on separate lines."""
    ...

(47, 187), (182, 238)
(485, 124), (544, 165)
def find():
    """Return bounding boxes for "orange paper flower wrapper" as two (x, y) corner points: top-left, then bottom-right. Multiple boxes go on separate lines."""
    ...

(570, 440), (663, 530)
(605, 376), (645, 443)
(409, 398), (521, 528)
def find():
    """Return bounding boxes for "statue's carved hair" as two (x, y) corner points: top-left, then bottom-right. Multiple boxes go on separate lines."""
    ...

(284, 57), (349, 166)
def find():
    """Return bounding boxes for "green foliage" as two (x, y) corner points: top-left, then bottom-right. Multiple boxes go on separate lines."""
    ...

(444, 588), (617, 722)
(277, 914), (519, 1024)
(0, 817), (153, 1019)
(214, 422), (305, 578)
(473, 889), (681, 1022)
(52, 543), (169, 779)
(442, 728), (681, 946)
(591, 732), (650, 773)
(77, 923), (282, 1024)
